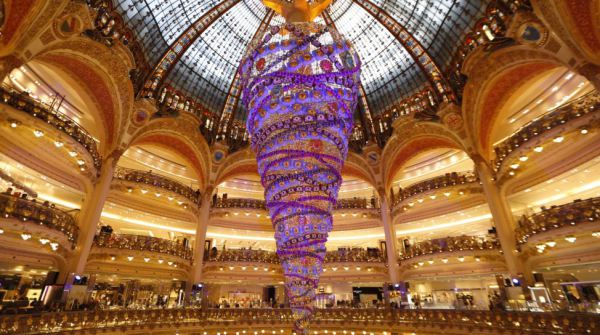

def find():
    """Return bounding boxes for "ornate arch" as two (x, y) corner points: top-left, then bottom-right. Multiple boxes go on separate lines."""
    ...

(214, 148), (258, 186)
(129, 114), (211, 188)
(31, 37), (134, 153)
(384, 136), (464, 190)
(533, 0), (600, 64)
(461, 45), (566, 158)
(382, 120), (467, 186)
(0, 0), (65, 55)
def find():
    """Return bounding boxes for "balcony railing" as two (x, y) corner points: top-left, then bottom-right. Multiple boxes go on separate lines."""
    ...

(93, 233), (192, 261)
(493, 91), (600, 172)
(0, 308), (597, 334)
(392, 171), (480, 207)
(0, 193), (78, 246)
(0, 86), (101, 170)
(400, 235), (500, 261)
(206, 248), (385, 264)
(213, 197), (266, 210)
(213, 197), (378, 211)
(114, 167), (201, 206)
(516, 196), (600, 244)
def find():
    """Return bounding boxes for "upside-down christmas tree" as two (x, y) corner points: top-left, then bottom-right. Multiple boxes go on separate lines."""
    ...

(239, 1), (360, 333)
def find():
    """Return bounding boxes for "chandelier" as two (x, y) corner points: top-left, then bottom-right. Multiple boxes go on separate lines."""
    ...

(239, 1), (360, 333)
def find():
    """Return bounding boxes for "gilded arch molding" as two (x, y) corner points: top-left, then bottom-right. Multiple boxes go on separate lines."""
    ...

(461, 46), (566, 158)
(382, 122), (467, 190)
(129, 115), (211, 189)
(32, 37), (135, 153)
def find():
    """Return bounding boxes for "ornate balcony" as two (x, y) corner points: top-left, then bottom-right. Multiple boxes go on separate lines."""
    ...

(113, 167), (201, 206)
(493, 91), (600, 174)
(213, 197), (377, 211)
(0, 193), (78, 248)
(213, 197), (266, 210)
(93, 233), (192, 261)
(0, 308), (598, 334)
(400, 235), (501, 261)
(0, 86), (101, 170)
(392, 171), (480, 207)
(206, 248), (385, 264)
(516, 196), (600, 244)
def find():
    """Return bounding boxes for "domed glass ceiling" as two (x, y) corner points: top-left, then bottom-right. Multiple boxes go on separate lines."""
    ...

(113, 0), (488, 115)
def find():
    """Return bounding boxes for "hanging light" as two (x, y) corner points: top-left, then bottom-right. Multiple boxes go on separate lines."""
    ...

(533, 146), (543, 153)
(441, 258), (448, 263)
(457, 256), (465, 262)
(564, 236), (576, 243)
(33, 130), (44, 137)
(510, 163), (520, 170)
(39, 238), (49, 245)
(127, 256), (134, 261)
(69, 151), (78, 157)
(21, 233), (32, 240)
(580, 128), (589, 135)
(54, 141), (64, 148)
(519, 155), (528, 162)
(553, 136), (564, 143)
(144, 257), (150, 262)
(443, 192), (451, 197)
(545, 240), (557, 247)
(158, 259), (164, 264)
(50, 242), (58, 251)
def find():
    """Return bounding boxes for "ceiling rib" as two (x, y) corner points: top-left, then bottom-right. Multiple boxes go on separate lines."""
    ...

(352, 0), (454, 103)
(141, 0), (242, 99)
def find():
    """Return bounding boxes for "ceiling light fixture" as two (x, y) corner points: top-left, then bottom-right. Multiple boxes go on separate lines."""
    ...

(533, 146), (543, 153)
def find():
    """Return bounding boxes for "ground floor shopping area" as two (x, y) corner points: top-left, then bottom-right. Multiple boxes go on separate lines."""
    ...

(2, 271), (599, 314)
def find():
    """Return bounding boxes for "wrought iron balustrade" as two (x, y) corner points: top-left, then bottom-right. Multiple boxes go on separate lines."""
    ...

(400, 235), (500, 261)
(113, 167), (200, 206)
(493, 91), (600, 172)
(213, 197), (266, 210)
(0, 86), (101, 170)
(392, 171), (480, 207)
(206, 248), (385, 264)
(0, 308), (597, 334)
(93, 233), (192, 261)
(516, 196), (600, 244)
(213, 197), (376, 211)
(0, 193), (78, 247)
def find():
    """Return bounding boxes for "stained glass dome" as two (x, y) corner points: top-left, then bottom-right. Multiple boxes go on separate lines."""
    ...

(113, 0), (488, 116)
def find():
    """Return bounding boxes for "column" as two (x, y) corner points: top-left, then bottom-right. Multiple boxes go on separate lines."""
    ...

(380, 194), (400, 284)
(59, 156), (116, 285)
(576, 63), (600, 91)
(186, 192), (211, 300)
(0, 55), (23, 81)
(474, 157), (532, 284)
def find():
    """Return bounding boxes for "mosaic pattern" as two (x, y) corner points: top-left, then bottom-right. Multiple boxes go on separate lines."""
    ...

(239, 22), (360, 333)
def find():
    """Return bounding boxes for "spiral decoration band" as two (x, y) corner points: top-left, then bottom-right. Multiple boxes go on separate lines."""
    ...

(240, 22), (360, 333)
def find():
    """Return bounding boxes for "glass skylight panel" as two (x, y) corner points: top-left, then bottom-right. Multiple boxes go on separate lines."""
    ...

(328, 0), (353, 21)
(379, 0), (489, 69)
(112, 0), (167, 65)
(165, 1), (264, 112)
